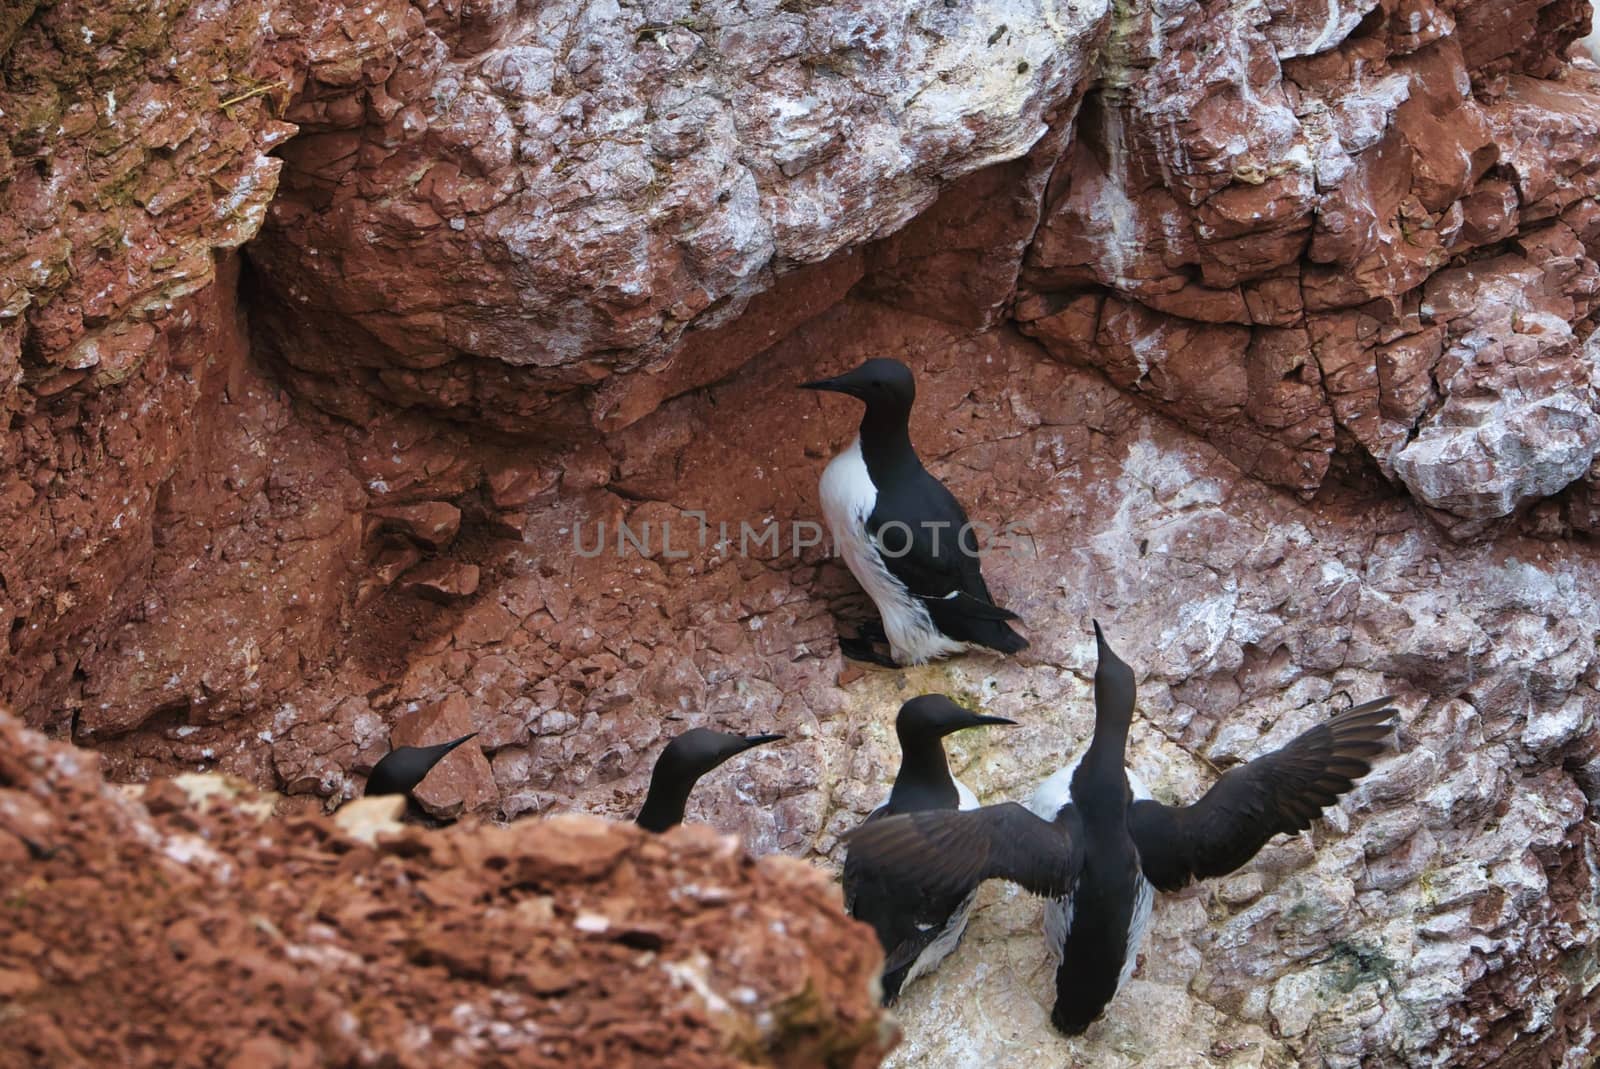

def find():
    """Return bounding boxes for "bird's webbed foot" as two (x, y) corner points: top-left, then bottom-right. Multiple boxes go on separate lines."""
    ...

(839, 635), (899, 668)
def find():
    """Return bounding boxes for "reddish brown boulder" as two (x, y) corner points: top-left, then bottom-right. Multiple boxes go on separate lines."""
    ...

(369, 501), (463, 550)
(0, 710), (893, 1068)
(400, 559), (482, 603)
(244, 0), (1110, 435)
(1017, 0), (1600, 511)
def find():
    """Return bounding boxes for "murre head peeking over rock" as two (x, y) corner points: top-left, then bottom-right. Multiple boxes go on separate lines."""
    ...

(843, 694), (1016, 1003)
(364, 732), (479, 799)
(845, 622), (1397, 1035)
(800, 357), (1027, 667)
(635, 728), (784, 832)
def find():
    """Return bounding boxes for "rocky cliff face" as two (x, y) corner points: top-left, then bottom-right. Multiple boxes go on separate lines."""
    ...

(3, 0), (1599, 1066)
(246, 0), (1108, 436)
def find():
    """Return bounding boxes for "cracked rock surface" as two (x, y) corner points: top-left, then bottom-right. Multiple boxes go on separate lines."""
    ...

(1016, 0), (1600, 515)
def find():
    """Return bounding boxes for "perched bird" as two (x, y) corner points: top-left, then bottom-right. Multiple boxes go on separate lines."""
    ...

(635, 728), (784, 832)
(800, 357), (1027, 667)
(843, 695), (1017, 1003)
(364, 732), (479, 798)
(845, 623), (1397, 1034)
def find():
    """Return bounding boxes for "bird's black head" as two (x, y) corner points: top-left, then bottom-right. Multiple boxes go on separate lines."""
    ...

(655, 727), (785, 779)
(1092, 620), (1136, 724)
(636, 727), (783, 833)
(363, 732), (479, 798)
(896, 694), (1016, 742)
(799, 357), (916, 418)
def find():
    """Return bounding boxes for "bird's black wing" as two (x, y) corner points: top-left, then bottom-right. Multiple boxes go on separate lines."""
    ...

(845, 802), (1081, 913)
(870, 470), (1004, 604)
(1128, 697), (1397, 892)
(843, 803), (1080, 990)
(866, 473), (1025, 647)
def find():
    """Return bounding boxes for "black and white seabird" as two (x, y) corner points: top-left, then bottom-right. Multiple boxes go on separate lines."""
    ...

(845, 623), (1397, 1033)
(634, 728), (784, 832)
(842, 694), (1017, 1003)
(365, 732), (479, 797)
(800, 357), (1028, 667)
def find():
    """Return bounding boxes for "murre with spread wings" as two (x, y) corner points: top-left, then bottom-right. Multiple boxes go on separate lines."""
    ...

(845, 623), (1397, 1033)
(842, 695), (1016, 1003)
(801, 357), (1027, 666)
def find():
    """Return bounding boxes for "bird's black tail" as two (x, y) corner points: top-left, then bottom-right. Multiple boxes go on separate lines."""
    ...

(963, 616), (1029, 655)
(924, 594), (1029, 655)
(879, 963), (910, 1005)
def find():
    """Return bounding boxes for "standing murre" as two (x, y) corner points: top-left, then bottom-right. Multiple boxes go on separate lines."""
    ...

(800, 357), (1027, 667)
(365, 732), (480, 798)
(845, 622), (1397, 1033)
(842, 695), (1017, 1003)
(635, 728), (784, 832)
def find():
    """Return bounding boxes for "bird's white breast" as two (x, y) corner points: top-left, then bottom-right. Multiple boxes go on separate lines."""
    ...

(1031, 756), (1080, 966)
(1027, 760), (1079, 821)
(819, 435), (878, 530)
(817, 437), (964, 665)
(1027, 752), (1153, 818)
(1120, 869), (1155, 993)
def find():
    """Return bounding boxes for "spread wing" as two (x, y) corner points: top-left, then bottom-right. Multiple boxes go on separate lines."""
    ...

(844, 802), (1081, 921)
(1129, 697), (1398, 892)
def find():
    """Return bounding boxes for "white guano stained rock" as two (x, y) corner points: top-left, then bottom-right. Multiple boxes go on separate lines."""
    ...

(1394, 321), (1600, 520)
(252, 0), (1111, 411)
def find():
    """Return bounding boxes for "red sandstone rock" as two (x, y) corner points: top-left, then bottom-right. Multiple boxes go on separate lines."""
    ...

(0, 711), (892, 1068)
(485, 460), (560, 510)
(1, 2), (1599, 1064)
(244, 0), (1108, 436)
(1017, 0), (1600, 509)
(400, 559), (481, 602)
(1, 1), (289, 376)
(369, 501), (462, 550)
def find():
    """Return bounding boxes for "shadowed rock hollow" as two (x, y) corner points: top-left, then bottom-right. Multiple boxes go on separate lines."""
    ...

(3, 0), (1600, 1066)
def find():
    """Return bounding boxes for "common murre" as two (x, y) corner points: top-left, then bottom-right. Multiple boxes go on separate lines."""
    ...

(842, 694), (1016, 1002)
(635, 728), (784, 832)
(365, 731), (480, 798)
(801, 357), (1027, 667)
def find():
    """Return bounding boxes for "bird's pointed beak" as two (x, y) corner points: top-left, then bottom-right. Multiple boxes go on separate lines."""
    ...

(1092, 620), (1122, 666)
(740, 733), (785, 750)
(442, 731), (479, 753)
(1091, 621), (1136, 711)
(939, 713), (1015, 737)
(799, 373), (854, 395)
